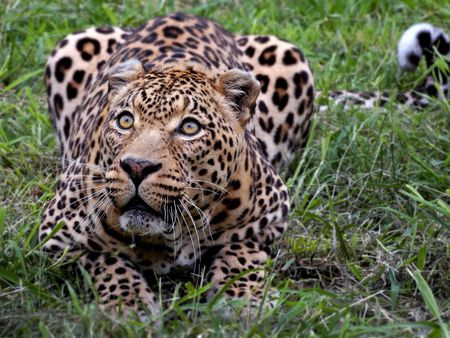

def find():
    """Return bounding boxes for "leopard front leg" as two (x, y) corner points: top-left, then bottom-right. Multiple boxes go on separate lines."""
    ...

(205, 242), (276, 319)
(39, 164), (160, 321)
(80, 252), (160, 321)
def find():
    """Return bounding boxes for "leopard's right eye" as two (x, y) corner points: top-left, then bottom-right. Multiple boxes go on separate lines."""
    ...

(116, 111), (134, 130)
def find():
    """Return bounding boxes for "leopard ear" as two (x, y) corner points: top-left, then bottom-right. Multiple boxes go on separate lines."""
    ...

(108, 59), (144, 96)
(214, 69), (260, 126)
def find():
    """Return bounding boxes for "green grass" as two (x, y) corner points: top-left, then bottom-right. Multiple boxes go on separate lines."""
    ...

(1, 0), (449, 336)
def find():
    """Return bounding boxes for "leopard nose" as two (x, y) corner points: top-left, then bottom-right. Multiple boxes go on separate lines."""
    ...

(120, 156), (162, 187)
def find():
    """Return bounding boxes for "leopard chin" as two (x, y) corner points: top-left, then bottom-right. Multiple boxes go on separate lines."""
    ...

(118, 195), (170, 236)
(119, 209), (169, 236)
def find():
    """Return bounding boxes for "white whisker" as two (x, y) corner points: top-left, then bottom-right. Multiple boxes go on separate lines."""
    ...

(176, 203), (198, 270)
(189, 179), (229, 194)
(181, 193), (213, 244)
(180, 198), (201, 255)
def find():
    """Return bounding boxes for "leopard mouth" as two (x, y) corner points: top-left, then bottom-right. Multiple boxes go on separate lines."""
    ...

(119, 195), (168, 235)
(121, 195), (162, 216)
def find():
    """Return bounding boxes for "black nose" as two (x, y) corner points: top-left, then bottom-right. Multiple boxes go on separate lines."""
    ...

(120, 157), (162, 187)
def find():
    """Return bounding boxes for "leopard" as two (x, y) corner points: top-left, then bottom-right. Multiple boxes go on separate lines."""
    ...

(39, 13), (449, 321)
(40, 13), (313, 320)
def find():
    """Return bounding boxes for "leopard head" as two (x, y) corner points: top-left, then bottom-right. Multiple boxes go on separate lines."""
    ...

(101, 60), (260, 236)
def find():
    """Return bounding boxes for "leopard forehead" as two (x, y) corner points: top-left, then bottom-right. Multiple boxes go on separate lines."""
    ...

(109, 64), (235, 125)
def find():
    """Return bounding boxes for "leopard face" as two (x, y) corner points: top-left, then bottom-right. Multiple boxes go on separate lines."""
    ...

(102, 61), (259, 236)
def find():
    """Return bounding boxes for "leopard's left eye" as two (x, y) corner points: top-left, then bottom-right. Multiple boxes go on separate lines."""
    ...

(178, 118), (202, 136)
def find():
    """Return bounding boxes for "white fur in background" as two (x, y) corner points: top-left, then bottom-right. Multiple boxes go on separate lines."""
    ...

(397, 23), (449, 70)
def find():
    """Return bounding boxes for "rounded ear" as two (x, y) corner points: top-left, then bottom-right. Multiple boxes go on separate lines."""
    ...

(214, 69), (260, 126)
(108, 59), (144, 96)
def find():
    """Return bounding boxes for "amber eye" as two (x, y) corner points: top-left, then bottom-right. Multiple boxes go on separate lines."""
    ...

(116, 111), (134, 130)
(179, 118), (201, 136)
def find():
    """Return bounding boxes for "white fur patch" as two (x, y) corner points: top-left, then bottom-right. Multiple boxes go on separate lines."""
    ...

(398, 23), (434, 70)
(397, 23), (449, 70)
(119, 210), (168, 236)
